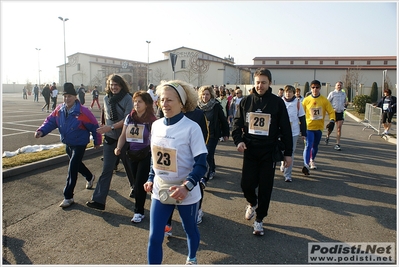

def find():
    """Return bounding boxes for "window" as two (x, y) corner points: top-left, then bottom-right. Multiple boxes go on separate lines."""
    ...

(319, 61), (323, 65)
(367, 61), (370, 65)
(335, 61), (338, 65)
(351, 61), (354, 65)
(181, 60), (186, 69)
(276, 61), (279, 64)
(305, 61), (308, 65)
(290, 61), (293, 65)
(77, 64), (80, 71)
(262, 60), (265, 64)
(384, 61), (388, 65)
(105, 59), (107, 63)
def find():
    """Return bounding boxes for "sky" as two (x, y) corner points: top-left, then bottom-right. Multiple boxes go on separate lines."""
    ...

(1, 0), (397, 85)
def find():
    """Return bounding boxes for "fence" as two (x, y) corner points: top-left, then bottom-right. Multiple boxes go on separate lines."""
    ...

(361, 103), (383, 139)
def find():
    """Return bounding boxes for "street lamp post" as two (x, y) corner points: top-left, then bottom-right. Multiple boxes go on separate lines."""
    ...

(146, 40), (151, 86)
(35, 48), (41, 87)
(58, 16), (69, 83)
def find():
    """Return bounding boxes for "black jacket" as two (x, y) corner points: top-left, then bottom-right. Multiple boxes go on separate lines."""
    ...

(232, 87), (293, 156)
(201, 101), (230, 139)
(377, 95), (397, 114)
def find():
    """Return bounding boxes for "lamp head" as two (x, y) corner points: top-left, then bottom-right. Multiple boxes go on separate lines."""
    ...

(58, 16), (63, 20)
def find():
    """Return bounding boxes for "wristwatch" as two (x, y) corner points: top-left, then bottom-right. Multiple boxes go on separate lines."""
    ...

(183, 181), (195, 191)
(111, 125), (115, 131)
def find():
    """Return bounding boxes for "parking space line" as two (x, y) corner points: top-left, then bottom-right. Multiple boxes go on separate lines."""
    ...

(2, 127), (59, 137)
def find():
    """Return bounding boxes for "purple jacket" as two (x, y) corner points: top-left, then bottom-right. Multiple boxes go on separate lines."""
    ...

(37, 100), (102, 146)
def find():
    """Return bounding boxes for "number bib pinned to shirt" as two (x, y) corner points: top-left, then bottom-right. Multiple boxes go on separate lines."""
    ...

(126, 124), (145, 143)
(310, 107), (323, 120)
(247, 112), (271, 136)
(152, 144), (178, 178)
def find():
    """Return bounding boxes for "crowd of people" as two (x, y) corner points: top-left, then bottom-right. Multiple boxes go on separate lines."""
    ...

(33, 69), (395, 265)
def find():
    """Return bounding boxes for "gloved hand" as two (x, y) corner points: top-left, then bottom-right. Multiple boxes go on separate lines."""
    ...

(326, 121), (335, 133)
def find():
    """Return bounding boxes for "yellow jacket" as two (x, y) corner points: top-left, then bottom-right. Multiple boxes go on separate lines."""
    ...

(302, 94), (336, 131)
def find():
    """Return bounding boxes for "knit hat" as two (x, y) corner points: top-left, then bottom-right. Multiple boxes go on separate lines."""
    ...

(62, 83), (77, 95)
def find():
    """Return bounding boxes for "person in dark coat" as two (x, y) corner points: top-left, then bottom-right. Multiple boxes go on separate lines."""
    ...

(41, 84), (51, 112)
(375, 88), (397, 135)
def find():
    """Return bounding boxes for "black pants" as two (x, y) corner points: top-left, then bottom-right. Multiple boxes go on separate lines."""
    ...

(241, 144), (275, 221)
(127, 153), (151, 214)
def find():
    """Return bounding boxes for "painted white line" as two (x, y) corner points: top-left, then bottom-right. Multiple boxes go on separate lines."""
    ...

(2, 127), (59, 137)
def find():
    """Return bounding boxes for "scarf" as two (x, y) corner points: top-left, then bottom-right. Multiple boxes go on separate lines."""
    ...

(108, 90), (127, 121)
(283, 96), (296, 102)
(198, 98), (217, 112)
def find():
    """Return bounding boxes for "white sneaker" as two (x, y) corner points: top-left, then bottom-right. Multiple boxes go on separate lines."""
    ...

(59, 198), (74, 208)
(279, 163), (284, 172)
(245, 204), (257, 220)
(86, 175), (95, 189)
(253, 221), (264, 236)
(309, 161), (317, 170)
(131, 213), (145, 223)
(197, 209), (204, 224)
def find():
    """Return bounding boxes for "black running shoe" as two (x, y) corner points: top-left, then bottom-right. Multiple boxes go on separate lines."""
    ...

(302, 166), (310, 176)
(325, 137), (329, 145)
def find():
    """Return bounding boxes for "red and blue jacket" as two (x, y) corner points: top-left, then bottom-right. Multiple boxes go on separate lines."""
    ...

(37, 100), (102, 147)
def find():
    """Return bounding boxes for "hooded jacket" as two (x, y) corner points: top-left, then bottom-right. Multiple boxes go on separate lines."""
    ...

(232, 87), (293, 156)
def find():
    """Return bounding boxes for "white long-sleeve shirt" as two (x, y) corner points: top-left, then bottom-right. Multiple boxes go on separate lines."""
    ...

(327, 90), (347, 113)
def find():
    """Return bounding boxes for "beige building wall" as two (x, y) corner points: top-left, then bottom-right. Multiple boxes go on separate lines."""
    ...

(57, 51), (395, 99)
(59, 53), (147, 92)
(149, 47), (251, 87)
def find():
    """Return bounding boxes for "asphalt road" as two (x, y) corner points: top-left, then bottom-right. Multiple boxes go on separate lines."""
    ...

(2, 101), (397, 265)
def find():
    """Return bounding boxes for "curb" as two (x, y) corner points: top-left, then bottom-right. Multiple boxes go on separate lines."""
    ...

(2, 146), (103, 179)
(345, 111), (397, 145)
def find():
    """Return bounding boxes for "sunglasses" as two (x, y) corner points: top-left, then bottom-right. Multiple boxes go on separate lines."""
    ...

(311, 86), (320, 89)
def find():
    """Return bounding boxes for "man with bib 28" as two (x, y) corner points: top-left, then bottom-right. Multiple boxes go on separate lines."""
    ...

(232, 68), (293, 236)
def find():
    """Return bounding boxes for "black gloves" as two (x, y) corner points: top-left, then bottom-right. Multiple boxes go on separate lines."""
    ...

(326, 121), (335, 133)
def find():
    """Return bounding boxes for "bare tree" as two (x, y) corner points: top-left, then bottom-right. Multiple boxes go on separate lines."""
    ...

(181, 65), (198, 84)
(25, 80), (33, 94)
(384, 73), (394, 91)
(341, 67), (364, 102)
(241, 70), (251, 84)
(153, 67), (168, 84)
(227, 68), (240, 85)
(189, 54), (209, 86)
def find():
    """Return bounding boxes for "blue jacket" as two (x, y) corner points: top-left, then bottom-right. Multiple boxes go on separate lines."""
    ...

(377, 95), (397, 114)
(37, 100), (102, 146)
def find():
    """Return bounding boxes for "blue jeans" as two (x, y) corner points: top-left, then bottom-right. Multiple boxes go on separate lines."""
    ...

(303, 130), (322, 166)
(148, 199), (200, 264)
(92, 141), (133, 205)
(64, 145), (92, 199)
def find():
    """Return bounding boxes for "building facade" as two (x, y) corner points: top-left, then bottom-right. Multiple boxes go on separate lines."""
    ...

(57, 52), (147, 92)
(148, 46), (252, 87)
(57, 51), (396, 99)
(237, 56), (397, 99)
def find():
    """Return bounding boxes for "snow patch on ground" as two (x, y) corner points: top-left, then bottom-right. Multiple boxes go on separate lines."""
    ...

(2, 143), (64, 158)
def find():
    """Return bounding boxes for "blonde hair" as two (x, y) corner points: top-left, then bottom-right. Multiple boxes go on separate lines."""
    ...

(198, 85), (216, 101)
(157, 80), (198, 112)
